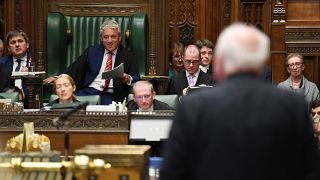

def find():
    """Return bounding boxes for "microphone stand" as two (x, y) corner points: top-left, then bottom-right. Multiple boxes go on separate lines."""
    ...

(52, 102), (89, 161)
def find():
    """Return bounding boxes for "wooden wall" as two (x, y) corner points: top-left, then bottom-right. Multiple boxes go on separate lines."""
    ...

(1, 0), (320, 86)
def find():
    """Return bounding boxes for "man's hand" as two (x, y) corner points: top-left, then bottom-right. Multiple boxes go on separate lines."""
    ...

(182, 87), (190, 96)
(43, 77), (57, 84)
(120, 73), (132, 84)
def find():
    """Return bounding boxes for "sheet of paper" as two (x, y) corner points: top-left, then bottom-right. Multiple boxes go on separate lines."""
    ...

(11, 71), (46, 77)
(102, 63), (124, 79)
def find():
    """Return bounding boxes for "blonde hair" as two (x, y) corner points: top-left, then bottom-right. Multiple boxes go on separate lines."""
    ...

(54, 74), (77, 101)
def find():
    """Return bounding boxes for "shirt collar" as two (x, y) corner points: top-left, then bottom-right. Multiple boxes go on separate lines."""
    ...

(13, 54), (27, 62)
(105, 48), (118, 56)
(138, 104), (154, 112)
(186, 69), (200, 78)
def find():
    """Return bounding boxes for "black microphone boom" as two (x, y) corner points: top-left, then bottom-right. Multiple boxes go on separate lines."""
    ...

(52, 101), (89, 127)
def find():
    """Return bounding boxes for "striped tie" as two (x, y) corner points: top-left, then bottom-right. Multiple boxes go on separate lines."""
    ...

(104, 52), (113, 89)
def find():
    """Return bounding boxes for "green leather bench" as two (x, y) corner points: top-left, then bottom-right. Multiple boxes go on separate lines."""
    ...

(49, 94), (101, 105)
(0, 92), (20, 102)
(44, 12), (148, 102)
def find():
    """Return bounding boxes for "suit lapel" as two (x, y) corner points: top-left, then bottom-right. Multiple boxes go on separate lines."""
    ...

(114, 45), (124, 67)
(195, 71), (204, 86)
(92, 44), (105, 74)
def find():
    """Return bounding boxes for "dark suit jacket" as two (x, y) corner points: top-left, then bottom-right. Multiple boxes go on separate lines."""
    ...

(161, 73), (320, 180)
(127, 99), (174, 111)
(167, 70), (214, 96)
(64, 44), (140, 103)
(0, 52), (32, 95)
(0, 63), (11, 92)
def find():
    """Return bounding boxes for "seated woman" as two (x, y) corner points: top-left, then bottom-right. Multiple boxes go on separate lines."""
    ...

(168, 42), (184, 77)
(46, 74), (79, 106)
(277, 53), (319, 108)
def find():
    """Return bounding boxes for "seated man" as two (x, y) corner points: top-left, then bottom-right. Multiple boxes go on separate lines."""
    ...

(44, 19), (140, 105)
(167, 44), (214, 96)
(46, 74), (79, 106)
(127, 80), (173, 111)
(0, 30), (32, 99)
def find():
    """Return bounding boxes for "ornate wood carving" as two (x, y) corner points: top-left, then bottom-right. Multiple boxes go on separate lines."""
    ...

(14, 0), (23, 29)
(224, 0), (231, 25)
(148, 0), (156, 75)
(285, 27), (320, 55)
(240, 0), (266, 29)
(272, 0), (286, 23)
(286, 46), (320, 54)
(169, 0), (197, 46)
(34, 0), (46, 72)
(0, 112), (129, 130)
(49, 3), (145, 16)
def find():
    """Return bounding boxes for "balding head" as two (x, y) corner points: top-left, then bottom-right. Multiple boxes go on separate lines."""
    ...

(214, 23), (270, 81)
(183, 45), (201, 74)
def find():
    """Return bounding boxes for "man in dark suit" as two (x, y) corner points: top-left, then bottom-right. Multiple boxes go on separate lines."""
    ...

(167, 44), (214, 96)
(0, 30), (32, 102)
(127, 80), (173, 111)
(161, 23), (320, 180)
(44, 19), (139, 105)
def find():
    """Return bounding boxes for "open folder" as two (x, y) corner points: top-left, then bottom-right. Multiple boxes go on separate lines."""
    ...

(102, 63), (124, 80)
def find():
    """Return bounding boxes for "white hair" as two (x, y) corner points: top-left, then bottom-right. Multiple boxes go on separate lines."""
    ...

(99, 19), (121, 36)
(214, 23), (270, 74)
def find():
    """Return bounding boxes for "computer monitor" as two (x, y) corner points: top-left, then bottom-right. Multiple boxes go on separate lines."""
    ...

(129, 112), (174, 141)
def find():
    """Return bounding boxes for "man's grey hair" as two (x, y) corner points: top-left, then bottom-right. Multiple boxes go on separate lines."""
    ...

(132, 81), (154, 95)
(0, 39), (3, 45)
(214, 23), (270, 73)
(99, 19), (121, 36)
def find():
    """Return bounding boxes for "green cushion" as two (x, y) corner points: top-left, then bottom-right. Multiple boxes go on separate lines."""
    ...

(49, 94), (101, 105)
(0, 92), (20, 102)
(46, 12), (147, 77)
(127, 94), (178, 109)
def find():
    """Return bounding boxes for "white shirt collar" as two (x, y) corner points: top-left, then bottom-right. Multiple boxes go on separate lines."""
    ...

(186, 69), (200, 78)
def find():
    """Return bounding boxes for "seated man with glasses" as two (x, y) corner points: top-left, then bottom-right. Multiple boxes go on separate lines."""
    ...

(277, 53), (319, 108)
(167, 44), (214, 96)
(127, 80), (173, 111)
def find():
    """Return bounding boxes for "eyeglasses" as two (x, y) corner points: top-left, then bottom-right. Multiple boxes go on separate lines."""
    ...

(184, 59), (200, 65)
(135, 95), (152, 101)
(287, 62), (303, 68)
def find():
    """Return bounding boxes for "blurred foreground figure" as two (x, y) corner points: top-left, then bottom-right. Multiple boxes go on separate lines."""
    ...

(161, 23), (320, 180)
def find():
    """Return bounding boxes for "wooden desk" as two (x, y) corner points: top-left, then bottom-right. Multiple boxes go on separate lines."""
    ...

(0, 111), (129, 154)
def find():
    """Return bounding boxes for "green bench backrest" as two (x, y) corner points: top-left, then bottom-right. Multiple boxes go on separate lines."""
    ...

(47, 12), (147, 77)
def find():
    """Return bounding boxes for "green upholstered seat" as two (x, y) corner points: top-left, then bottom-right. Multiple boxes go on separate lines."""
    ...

(49, 94), (101, 105)
(46, 12), (147, 77)
(0, 92), (20, 102)
(127, 94), (179, 109)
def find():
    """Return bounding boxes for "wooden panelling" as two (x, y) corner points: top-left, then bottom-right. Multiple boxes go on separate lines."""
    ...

(287, 0), (320, 23)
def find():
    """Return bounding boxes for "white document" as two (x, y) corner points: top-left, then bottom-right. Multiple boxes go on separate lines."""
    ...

(102, 63), (124, 79)
(11, 71), (46, 77)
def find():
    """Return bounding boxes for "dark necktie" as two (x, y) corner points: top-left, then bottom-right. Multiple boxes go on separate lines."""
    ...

(15, 59), (22, 72)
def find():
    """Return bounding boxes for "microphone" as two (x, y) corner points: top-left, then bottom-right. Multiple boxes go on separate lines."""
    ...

(52, 101), (89, 127)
